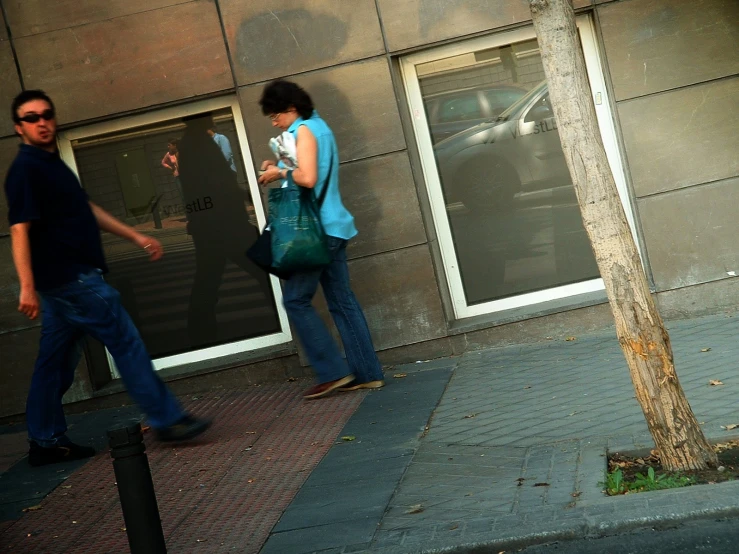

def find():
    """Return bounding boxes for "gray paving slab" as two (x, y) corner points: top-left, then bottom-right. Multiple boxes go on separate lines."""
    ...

(260, 312), (739, 554)
(260, 361), (457, 554)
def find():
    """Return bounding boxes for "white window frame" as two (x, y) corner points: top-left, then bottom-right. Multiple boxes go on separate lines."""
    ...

(400, 15), (639, 319)
(57, 96), (292, 374)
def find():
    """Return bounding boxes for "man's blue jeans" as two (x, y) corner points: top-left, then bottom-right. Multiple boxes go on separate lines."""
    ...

(282, 237), (384, 385)
(27, 270), (184, 446)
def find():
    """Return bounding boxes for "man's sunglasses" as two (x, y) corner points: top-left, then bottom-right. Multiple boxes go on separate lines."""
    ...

(17, 109), (55, 124)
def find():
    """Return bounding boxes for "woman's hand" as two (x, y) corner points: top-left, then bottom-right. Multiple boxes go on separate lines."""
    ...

(260, 160), (277, 171)
(258, 165), (282, 186)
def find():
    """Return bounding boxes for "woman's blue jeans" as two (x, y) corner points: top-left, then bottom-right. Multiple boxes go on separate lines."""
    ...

(282, 237), (384, 385)
(26, 270), (184, 446)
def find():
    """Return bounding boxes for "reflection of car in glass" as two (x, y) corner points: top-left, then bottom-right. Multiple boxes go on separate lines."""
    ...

(423, 85), (527, 144)
(433, 81), (570, 212)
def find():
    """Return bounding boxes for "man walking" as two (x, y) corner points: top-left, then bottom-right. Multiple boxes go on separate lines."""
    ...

(4, 90), (211, 467)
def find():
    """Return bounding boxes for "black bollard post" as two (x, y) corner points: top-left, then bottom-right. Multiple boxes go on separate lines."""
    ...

(108, 423), (167, 554)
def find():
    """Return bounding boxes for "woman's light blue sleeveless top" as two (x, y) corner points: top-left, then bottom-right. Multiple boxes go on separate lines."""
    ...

(287, 111), (358, 240)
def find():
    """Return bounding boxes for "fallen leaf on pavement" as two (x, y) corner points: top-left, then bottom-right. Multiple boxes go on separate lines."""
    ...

(571, 491), (582, 498)
(247, 479), (255, 483)
(463, 413), (478, 419)
(565, 336), (576, 341)
(341, 436), (356, 441)
(701, 348), (711, 352)
(524, 385), (532, 389)
(710, 380), (724, 386)
(449, 524), (459, 530)
(394, 373), (407, 378)
(406, 504), (425, 514)
(721, 424), (739, 431)
(22, 505), (41, 512)
(533, 482), (550, 487)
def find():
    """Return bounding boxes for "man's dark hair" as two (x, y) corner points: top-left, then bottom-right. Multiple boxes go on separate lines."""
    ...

(168, 138), (178, 146)
(11, 90), (55, 123)
(259, 80), (314, 120)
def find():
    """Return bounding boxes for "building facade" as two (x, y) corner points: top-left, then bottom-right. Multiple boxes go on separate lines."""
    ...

(1, 0), (737, 418)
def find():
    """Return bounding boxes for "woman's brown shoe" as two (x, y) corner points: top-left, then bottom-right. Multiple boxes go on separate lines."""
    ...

(303, 375), (355, 399)
(338, 380), (385, 392)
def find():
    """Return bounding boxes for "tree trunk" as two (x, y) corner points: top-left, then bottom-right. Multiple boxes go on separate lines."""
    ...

(528, 0), (717, 471)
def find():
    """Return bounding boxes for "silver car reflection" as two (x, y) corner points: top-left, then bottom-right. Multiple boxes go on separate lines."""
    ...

(433, 81), (571, 212)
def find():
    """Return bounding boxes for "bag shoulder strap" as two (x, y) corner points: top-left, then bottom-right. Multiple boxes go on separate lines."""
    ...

(314, 145), (334, 209)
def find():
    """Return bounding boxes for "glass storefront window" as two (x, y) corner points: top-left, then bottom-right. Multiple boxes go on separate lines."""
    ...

(59, 100), (289, 368)
(403, 20), (633, 318)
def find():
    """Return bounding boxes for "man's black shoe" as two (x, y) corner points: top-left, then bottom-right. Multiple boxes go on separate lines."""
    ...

(28, 441), (96, 467)
(156, 415), (212, 442)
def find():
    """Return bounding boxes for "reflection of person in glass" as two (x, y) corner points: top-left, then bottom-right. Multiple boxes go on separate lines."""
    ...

(207, 123), (236, 173)
(258, 80), (384, 399)
(161, 138), (182, 198)
(177, 113), (273, 347)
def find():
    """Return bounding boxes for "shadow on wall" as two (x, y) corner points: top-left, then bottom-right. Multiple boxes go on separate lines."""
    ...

(307, 79), (381, 250)
(419, 0), (492, 39)
(235, 9), (348, 75)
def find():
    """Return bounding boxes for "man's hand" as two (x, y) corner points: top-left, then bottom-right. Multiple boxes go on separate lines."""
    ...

(133, 233), (163, 261)
(260, 160), (277, 171)
(18, 288), (40, 320)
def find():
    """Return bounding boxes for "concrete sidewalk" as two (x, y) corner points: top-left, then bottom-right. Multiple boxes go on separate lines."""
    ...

(263, 312), (739, 553)
(2, 312), (739, 553)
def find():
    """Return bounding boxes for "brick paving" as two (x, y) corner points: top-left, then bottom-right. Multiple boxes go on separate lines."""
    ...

(0, 383), (364, 553)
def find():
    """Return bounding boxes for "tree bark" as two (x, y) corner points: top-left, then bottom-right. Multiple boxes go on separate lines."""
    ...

(528, 0), (717, 471)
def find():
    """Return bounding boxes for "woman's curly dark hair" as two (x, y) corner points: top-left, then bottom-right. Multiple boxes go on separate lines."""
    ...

(259, 80), (314, 120)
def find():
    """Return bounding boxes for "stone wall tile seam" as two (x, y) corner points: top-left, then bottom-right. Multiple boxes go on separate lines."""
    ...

(615, 73), (739, 105)
(235, 53), (391, 89)
(335, 147), (410, 168)
(635, 174), (739, 201)
(651, 275), (739, 296)
(0, 5), (25, 91)
(4, 0), (199, 39)
(346, 239), (430, 262)
(347, 239), (429, 263)
(372, 0), (392, 54)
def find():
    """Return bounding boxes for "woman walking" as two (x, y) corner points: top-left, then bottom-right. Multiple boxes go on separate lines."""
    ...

(257, 80), (384, 399)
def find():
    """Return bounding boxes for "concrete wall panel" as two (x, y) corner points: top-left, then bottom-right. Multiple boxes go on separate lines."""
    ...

(13, 1), (232, 125)
(376, 0), (590, 52)
(3, 0), (193, 38)
(0, 327), (92, 418)
(346, 245), (447, 350)
(638, 177), (739, 291)
(0, 8), (8, 40)
(0, 40), (22, 138)
(239, 58), (405, 165)
(619, 77), (739, 197)
(0, 137), (20, 235)
(0, 238), (34, 334)
(220, 0), (385, 85)
(301, 244), (447, 365)
(341, 152), (427, 260)
(599, 0), (739, 101)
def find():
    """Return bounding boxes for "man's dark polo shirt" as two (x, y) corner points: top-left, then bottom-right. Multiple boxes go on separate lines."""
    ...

(4, 143), (107, 291)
